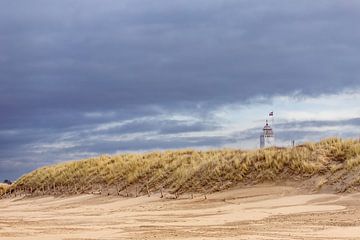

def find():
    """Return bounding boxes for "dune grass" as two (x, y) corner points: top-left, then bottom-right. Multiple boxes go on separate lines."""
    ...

(5, 137), (360, 197)
(0, 183), (10, 196)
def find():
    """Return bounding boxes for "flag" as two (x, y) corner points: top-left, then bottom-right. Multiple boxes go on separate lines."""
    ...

(269, 111), (274, 116)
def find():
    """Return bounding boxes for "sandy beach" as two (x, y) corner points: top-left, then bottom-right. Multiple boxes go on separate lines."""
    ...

(1, 184), (360, 239)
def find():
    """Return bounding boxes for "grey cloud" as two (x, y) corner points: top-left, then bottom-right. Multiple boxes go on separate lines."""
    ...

(272, 118), (360, 144)
(70, 135), (231, 154)
(95, 118), (218, 135)
(2, 1), (360, 119)
(275, 118), (360, 130)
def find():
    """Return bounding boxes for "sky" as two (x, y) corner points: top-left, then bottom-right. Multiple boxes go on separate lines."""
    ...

(1, 0), (360, 180)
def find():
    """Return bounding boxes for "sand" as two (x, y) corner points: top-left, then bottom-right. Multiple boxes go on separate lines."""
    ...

(1, 184), (360, 239)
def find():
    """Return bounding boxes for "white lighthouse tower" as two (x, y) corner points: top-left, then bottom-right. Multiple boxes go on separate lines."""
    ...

(260, 120), (275, 148)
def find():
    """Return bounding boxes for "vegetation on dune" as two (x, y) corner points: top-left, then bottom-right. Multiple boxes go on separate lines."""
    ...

(0, 184), (10, 196)
(3, 138), (360, 197)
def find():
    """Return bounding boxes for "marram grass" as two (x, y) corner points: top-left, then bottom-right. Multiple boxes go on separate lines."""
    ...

(0, 184), (10, 196)
(5, 138), (360, 197)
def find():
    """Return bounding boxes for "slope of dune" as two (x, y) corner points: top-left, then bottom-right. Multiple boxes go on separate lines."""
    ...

(4, 138), (360, 197)
(1, 184), (360, 239)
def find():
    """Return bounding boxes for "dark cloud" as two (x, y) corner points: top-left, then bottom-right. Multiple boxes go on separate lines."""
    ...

(1, 0), (360, 179)
(275, 118), (360, 131)
(273, 118), (360, 143)
(1, 1), (360, 119)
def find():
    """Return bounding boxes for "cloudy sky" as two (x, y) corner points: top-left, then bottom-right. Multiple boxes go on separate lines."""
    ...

(1, 0), (360, 180)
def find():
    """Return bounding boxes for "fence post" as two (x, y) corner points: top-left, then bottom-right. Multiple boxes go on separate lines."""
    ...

(146, 184), (150, 197)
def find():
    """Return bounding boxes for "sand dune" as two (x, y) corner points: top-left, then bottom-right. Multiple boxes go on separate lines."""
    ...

(1, 184), (359, 239)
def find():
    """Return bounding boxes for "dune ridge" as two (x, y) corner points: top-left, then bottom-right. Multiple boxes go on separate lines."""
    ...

(3, 137), (360, 198)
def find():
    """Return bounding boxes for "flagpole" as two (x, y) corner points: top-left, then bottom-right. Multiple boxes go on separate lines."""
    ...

(269, 111), (274, 127)
(272, 111), (275, 146)
(270, 111), (274, 146)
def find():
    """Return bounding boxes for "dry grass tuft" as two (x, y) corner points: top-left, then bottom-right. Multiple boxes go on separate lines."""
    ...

(0, 183), (10, 196)
(4, 137), (360, 197)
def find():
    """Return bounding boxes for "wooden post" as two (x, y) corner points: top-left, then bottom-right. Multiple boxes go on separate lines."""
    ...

(146, 184), (150, 197)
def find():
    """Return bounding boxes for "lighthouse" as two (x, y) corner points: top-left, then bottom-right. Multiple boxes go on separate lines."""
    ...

(260, 120), (275, 148)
